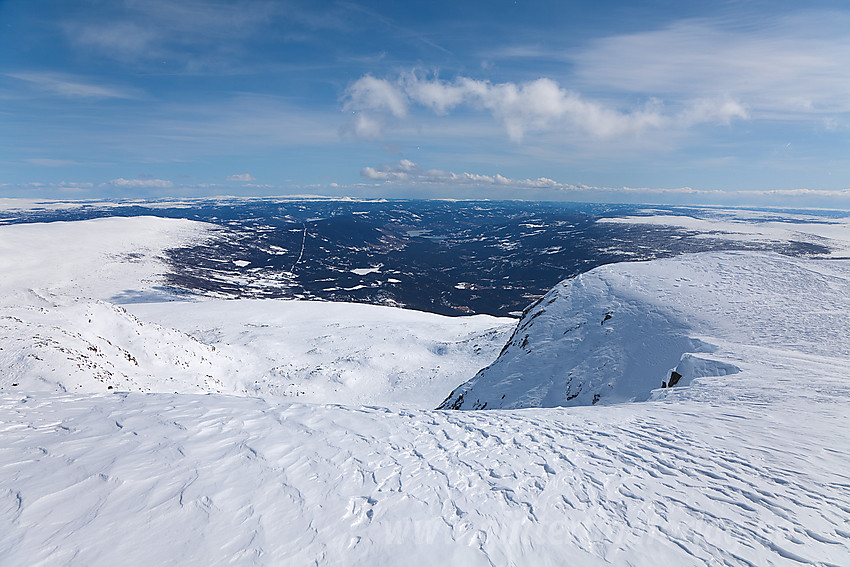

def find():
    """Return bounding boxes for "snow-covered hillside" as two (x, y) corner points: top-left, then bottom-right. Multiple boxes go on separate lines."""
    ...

(0, 217), (512, 407)
(598, 208), (850, 258)
(0, 289), (509, 407)
(1, 215), (849, 566)
(440, 251), (850, 409)
(0, 216), (210, 303)
(127, 299), (511, 408)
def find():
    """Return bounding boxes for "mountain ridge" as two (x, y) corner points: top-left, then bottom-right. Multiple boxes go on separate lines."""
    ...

(440, 251), (850, 409)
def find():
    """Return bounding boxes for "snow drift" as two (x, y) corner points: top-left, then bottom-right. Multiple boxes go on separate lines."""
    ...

(440, 251), (850, 409)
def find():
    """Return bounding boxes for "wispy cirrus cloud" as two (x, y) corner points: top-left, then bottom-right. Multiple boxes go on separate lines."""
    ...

(491, 11), (850, 119)
(575, 13), (850, 116)
(342, 72), (747, 142)
(70, 22), (161, 62)
(62, 0), (277, 71)
(7, 72), (137, 99)
(61, 0), (360, 72)
(26, 158), (82, 167)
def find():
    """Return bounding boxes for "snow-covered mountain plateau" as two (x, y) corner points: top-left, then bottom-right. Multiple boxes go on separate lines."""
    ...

(0, 217), (512, 408)
(1, 213), (849, 566)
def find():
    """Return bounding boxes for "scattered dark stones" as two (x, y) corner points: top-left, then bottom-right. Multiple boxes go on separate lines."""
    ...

(437, 390), (465, 410)
(566, 389), (581, 401)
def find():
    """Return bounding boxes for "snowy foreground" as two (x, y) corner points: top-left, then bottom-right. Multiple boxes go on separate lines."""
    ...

(2, 216), (850, 565)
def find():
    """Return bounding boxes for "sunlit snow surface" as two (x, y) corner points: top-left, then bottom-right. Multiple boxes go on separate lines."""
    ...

(0, 217), (512, 407)
(440, 251), (850, 410)
(1, 214), (850, 565)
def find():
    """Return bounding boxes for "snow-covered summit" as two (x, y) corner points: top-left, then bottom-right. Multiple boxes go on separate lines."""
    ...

(2, 216), (850, 565)
(440, 251), (850, 409)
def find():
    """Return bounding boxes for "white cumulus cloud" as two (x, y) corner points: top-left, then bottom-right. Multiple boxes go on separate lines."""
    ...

(108, 178), (174, 188)
(342, 73), (747, 142)
(361, 160), (568, 190)
(227, 173), (256, 182)
(344, 75), (408, 118)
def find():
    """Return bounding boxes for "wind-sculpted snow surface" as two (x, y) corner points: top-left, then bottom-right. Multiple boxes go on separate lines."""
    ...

(2, 216), (850, 565)
(440, 252), (850, 409)
(2, 381), (849, 566)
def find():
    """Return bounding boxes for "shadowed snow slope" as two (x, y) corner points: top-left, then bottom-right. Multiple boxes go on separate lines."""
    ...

(126, 299), (512, 408)
(440, 251), (850, 409)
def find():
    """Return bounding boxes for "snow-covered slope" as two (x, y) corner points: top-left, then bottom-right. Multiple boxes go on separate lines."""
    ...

(0, 216), (239, 394)
(440, 251), (850, 409)
(0, 295), (509, 407)
(0, 216), (512, 407)
(0, 294), (238, 394)
(127, 299), (511, 408)
(0, 216), (211, 303)
(2, 216), (850, 565)
(3, 377), (849, 566)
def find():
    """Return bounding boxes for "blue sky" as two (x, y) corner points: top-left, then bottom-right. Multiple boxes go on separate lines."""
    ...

(1, 0), (849, 207)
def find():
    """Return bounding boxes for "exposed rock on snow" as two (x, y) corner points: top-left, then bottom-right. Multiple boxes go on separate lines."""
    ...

(440, 251), (850, 409)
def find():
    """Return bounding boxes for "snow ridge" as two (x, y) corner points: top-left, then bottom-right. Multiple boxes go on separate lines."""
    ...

(440, 251), (850, 409)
